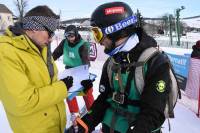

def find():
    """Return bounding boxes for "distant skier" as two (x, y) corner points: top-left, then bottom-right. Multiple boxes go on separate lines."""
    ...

(72, 2), (176, 133)
(52, 25), (94, 127)
(185, 40), (200, 116)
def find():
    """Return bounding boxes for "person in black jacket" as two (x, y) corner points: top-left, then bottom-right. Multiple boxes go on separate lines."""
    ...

(185, 40), (200, 100)
(73, 2), (171, 133)
(191, 40), (200, 59)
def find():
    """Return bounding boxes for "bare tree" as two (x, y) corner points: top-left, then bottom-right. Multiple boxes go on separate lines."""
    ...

(14, 0), (28, 21)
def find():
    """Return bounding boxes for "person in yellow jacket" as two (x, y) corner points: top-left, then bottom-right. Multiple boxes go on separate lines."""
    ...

(0, 6), (73, 133)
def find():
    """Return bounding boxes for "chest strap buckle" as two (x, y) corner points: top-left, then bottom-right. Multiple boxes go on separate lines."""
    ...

(112, 92), (125, 104)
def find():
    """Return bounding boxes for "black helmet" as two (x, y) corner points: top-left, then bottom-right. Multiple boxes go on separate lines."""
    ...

(90, 2), (137, 41)
(64, 25), (78, 38)
(91, 2), (134, 28)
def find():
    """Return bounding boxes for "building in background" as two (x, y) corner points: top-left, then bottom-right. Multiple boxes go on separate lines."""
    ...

(0, 4), (13, 33)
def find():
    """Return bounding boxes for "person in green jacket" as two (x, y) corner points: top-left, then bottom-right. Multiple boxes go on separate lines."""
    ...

(53, 25), (94, 127)
(0, 5), (73, 133)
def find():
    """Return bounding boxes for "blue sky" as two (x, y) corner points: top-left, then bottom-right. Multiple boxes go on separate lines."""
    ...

(1, 0), (200, 20)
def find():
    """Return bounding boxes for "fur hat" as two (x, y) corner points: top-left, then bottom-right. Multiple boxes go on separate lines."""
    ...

(25, 5), (59, 18)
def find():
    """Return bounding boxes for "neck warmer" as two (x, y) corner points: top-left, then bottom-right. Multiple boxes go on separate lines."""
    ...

(107, 34), (139, 56)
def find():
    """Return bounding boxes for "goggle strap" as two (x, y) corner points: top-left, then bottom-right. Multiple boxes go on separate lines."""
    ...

(102, 15), (137, 35)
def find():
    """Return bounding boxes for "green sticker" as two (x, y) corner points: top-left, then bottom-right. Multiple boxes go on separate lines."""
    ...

(156, 80), (166, 93)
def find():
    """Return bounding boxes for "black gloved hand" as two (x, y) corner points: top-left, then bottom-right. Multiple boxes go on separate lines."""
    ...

(61, 76), (73, 89)
(81, 79), (93, 93)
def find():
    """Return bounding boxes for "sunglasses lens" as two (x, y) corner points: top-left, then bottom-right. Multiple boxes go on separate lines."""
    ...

(91, 27), (103, 43)
(64, 33), (75, 38)
(43, 26), (54, 38)
(48, 31), (55, 38)
(67, 35), (75, 38)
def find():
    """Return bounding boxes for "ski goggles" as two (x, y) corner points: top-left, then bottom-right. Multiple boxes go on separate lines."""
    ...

(64, 31), (76, 38)
(91, 27), (104, 43)
(91, 15), (137, 43)
(64, 33), (76, 38)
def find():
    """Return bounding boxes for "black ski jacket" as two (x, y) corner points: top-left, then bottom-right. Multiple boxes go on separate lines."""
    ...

(82, 29), (171, 133)
(191, 44), (200, 59)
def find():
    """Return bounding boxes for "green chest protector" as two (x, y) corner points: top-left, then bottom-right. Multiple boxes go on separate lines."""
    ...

(104, 47), (180, 133)
(63, 39), (87, 67)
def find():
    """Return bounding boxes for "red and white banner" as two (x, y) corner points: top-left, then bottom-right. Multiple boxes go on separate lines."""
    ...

(185, 58), (200, 100)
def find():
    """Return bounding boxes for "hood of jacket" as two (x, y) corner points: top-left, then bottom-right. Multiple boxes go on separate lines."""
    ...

(191, 44), (200, 59)
(130, 28), (157, 61)
(0, 23), (42, 56)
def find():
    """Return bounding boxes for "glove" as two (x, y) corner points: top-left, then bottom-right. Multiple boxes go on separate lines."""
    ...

(61, 76), (73, 89)
(81, 79), (93, 93)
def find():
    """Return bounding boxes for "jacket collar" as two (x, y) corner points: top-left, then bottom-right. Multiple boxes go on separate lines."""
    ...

(1, 26), (42, 55)
(112, 29), (157, 64)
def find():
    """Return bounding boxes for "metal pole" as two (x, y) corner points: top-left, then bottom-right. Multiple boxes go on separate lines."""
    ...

(169, 15), (173, 45)
(176, 9), (181, 46)
(176, 6), (185, 46)
(136, 9), (142, 27)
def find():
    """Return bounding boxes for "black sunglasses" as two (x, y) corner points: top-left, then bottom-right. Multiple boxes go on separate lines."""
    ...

(44, 26), (55, 38)
(32, 18), (55, 38)
(64, 32), (75, 38)
(66, 34), (75, 38)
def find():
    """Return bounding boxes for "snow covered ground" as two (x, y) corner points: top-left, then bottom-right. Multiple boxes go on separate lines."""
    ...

(1, 38), (200, 132)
